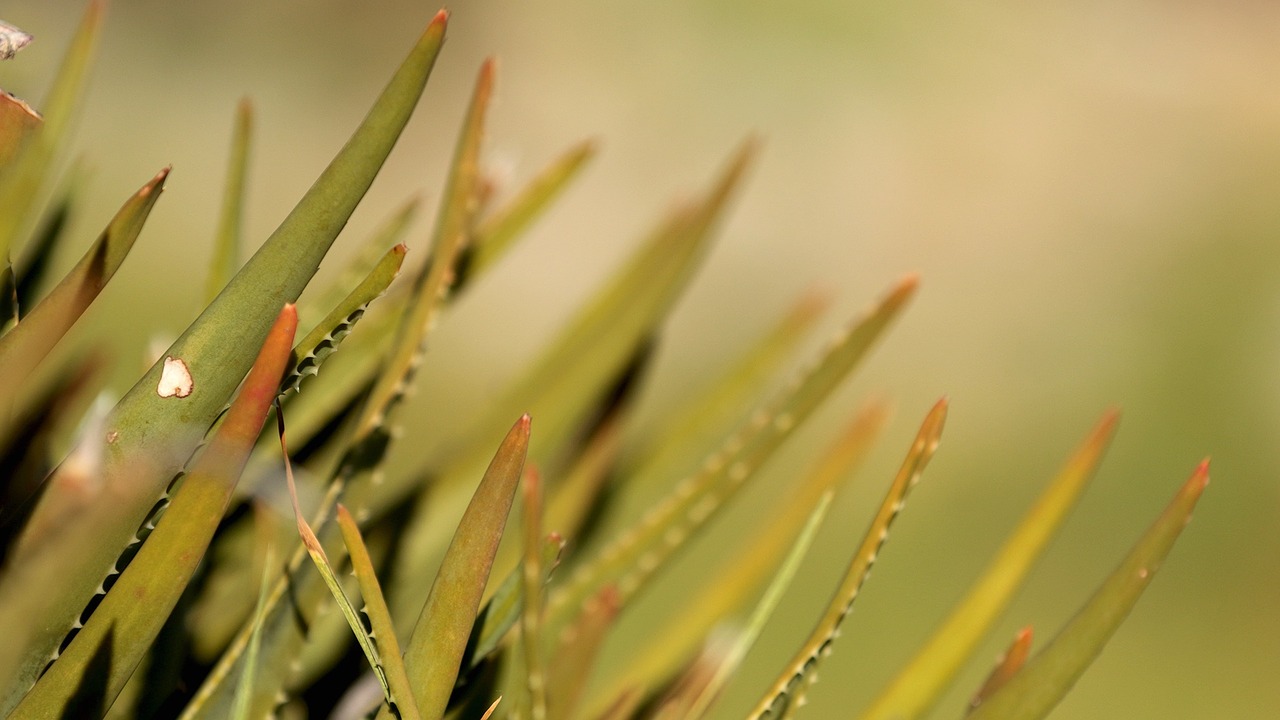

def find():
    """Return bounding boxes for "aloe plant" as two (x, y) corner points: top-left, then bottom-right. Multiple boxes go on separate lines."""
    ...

(0, 5), (1209, 720)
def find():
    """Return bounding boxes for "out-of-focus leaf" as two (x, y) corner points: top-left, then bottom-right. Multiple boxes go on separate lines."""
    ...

(967, 460), (1210, 720)
(0, 90), (40, 167)
(967, 627), (1033, 715)
(230, 548), (276, 720)
(747, 399), (948, 720)
(466, 533), (564, 672)
(0, 169), (166, 401)
(460, 139), (596, 284)
(546, 277), (917, 634)
(546, 585), (621, 720)
(8, 305), (296, 718)
(684, 491), (836, 720)
(206, 98), (253, 303)
(858, 410), (1119, 720)
(396, 415), (529, 720)
(586, 401), (888, 712)
(15, 166), (81, 314)
(336, 504), (421, 720)
(509, 467), (549, 720)
(0, 1), (101, 262)
(623, 290), (830, 487)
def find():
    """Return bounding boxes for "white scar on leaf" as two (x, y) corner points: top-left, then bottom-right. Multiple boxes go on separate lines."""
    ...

(157, 356), (194, 398)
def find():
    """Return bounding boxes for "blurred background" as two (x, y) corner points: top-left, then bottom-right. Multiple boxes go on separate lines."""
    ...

(2, 1), (1278, 717)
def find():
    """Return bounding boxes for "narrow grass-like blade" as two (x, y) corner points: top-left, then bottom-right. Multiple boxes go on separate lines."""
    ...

(858, 410), (1119, 720)
(547, 277), (917, 634)
(586, 402), (887, 711)
(7, 305), (296, 718)
(280, 415), (390, 705)
(967, 627), (1033, 715)
(303, 196), (418, 323)
(16, 166), (81, 313)
(0, 0), (101, 262)
(230, 548), (276, 720)
(280, 243), (407, 397)
(684, 491), (836, 720)
(205, 99), (253, 303)
(336, 504), (421, 720)
(400, 415), (529, 720)
(967, 460), (1210, 720)
(467, 533), (564, 672)
(6, 12), (447, 712)
(546, 585), (621, 720)
(461, 139), (595, 283)
(0, 169), (166, 399)
(748, 399), (948, 719)
(512, 467), (549, 720)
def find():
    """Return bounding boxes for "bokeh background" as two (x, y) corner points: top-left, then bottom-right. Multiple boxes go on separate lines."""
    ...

(3, 1), (1278, 717)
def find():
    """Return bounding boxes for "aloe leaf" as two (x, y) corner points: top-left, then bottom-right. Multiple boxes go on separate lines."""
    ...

(967, 460), (1210, 720)
(205, 98), (253, 303)
(467, 533), (565, 672)
(8, 304), (297, 718)
(397, 415), (530, 720)
(280, 243), (407, 397)
(684, 491), (836, 720)
(747, 398), (948, 720)
(858, 410), (1119, 720)
(336, 504), (422, 720)
(587, 402), (888, 713)
(547, 585), (621, 720)
(460, 139), (595, 284)
(479, 696), (503, 720)
(0, 0), (101, 263)
(0, 168), (166, 400)
(624, 290), (830, 486)
(16, 166), (81, 314)
(0, 90), (40, 168)
(546, 277), (917, 633)
(512, 467), (549, 720)
(3, 12), (447, 708)
(230, 548), (276, 720)
(304, 196), (418, 324)
(967, 627), (1033, 714)
(0, 350), (104, 547)
(280, 419), (390, 705)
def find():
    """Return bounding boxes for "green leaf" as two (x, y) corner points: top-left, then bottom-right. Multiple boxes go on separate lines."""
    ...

(512, 467), (549, 720)
(967, 627), (1033, 715)
(747, 398), (948, 720)
(280, 243), (407, 397)
(858, 410), (1119, 720)
(466, 532), (565, 672)
(205, 98), (253, 303)
(15, 166), (82, 314)
(280, 416), (390, 706)
(8, 305), (297, 718)
(401, 415), (530, 720)
(586, 402), (888, 713)
(0, 90), (40, 175)
(683, 491), (836, 720)
(0, 0), (102, 262)
(0, 169), (167, 401)
(546, 585), (621, 720)
(336, 504), (422, 720)
(546, 277), (917, 634)
(461, 139), (596, 284)
(230, 548), (276, 720)
(966, 460), (1210, 720)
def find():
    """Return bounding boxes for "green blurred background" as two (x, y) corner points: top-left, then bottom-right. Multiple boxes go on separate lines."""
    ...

(3, 1), (1277, 717)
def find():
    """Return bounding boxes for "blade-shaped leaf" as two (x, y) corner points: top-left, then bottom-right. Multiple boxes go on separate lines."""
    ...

(4, 12), (448, 708)
(399, 415), (530, 720)
(967, 460), (1210, 720)
(15, 166), (81, 314)
(858, 410), (1119, 720)
(747, 398), (948, 720)
(0, 0), (101, 262)
(0, 90), (40, 168)
(230, 547), (276, 720)
(336, 504), (422, 720)
(546, 586), (621, 720)
(205, 98), (253, 303)
(466, 533), (565, 672)
(0, 168), (166, 401)
(967, 627), (1033, 715)
(587, 402), (888, 713)
(8, 304), (297, 718)
(546, 277), (917, 633)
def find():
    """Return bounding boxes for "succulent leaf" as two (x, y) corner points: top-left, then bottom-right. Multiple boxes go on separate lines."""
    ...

(205, 99), (253, 304)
